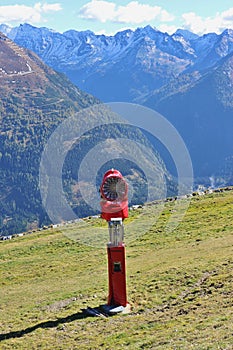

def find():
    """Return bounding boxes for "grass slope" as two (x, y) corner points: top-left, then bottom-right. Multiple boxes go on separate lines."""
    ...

(0, 191), (232, 349)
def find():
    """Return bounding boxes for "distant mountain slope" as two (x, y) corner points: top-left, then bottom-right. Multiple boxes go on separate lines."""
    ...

(0, 33), (172, 235)
(1, 24), (233, 103)
(145, 52), (233, 178)
(0, 32), (99, 234)
(4, 24), (193, 102)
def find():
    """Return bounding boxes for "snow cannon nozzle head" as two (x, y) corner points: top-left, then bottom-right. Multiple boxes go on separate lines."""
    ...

(100, 169), (128, 221)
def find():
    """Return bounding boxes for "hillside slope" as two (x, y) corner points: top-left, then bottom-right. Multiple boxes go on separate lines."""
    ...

(0, 32), (99, 234)
(145, 52), (233, 179)
(0, 33), (173, 235)
(2, 24), (233, 184)
(2, 25), (233, 184)
(0, 190), (232, 349)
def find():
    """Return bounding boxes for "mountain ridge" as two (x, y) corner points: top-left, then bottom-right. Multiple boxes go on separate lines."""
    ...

(1, 24), (233, 233)
(2, 23), (233, 102)
(0, 34), (172, 235)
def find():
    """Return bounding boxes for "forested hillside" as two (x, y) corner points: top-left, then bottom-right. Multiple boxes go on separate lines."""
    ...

(0, 33), (98, 234)
(0, 33), (172, 235)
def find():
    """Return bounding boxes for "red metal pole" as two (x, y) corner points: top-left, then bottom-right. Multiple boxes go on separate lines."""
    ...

(107, 244), (127, 307)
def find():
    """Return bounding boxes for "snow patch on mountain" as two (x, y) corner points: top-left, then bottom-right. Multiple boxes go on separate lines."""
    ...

(1, 23), (233, 102)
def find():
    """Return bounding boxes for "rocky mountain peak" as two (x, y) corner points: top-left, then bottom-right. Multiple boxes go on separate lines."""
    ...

(1, 23), (233, 103)
(0, 31), (51, 90)
(174, 29), (199, 41)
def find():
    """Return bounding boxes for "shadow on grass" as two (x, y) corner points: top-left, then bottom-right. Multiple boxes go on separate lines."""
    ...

(0, 310), (88, 341)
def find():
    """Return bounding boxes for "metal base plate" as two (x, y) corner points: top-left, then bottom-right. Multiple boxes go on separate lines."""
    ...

(83, 303), (131, 317)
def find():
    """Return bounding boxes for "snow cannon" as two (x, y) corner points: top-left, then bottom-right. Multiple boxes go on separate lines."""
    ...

(100, 168), (128, 222)
(100, 169), (130, 313)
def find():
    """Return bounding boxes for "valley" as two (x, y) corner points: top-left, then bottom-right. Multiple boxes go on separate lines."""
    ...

(0, 24), (233, 235)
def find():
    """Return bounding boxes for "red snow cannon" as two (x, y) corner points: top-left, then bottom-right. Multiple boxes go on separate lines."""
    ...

(100, 169), (128, 222)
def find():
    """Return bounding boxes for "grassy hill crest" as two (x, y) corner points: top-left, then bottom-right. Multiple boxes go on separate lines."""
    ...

(0, 190), (232, 349)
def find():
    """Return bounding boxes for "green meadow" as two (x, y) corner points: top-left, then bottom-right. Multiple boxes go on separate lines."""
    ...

(0, 191), (232, 349)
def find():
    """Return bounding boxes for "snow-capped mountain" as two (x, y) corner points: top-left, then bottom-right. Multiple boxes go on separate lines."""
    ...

(1, 23), (233, 205)
(2, 23), (233, 102)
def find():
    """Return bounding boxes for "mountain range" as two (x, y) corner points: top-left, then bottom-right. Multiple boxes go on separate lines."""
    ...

(0, 32), (169, 235)
(1, 23), (233, 181)
(1, 23), (233, 103)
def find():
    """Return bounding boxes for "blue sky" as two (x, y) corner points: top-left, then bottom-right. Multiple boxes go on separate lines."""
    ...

(1, 0), (233, 35)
